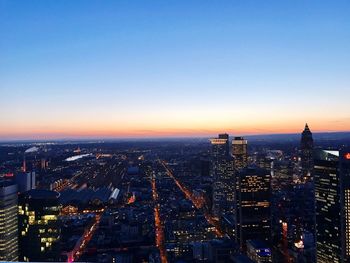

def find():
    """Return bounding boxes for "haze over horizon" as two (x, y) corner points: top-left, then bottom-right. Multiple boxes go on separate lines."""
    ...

(1, 1), (350, 140)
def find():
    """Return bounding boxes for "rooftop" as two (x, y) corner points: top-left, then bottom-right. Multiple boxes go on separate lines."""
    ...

(25, 189), (60, 199)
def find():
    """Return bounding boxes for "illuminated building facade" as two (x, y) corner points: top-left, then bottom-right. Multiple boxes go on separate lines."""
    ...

(236, 166), (271, 249)
(341, 150), (350, 262)
(246, 239), (272, 263)
(314, 149), (350, 263)
(232, 137), (248, 171)
(0, 181), (18, 261)
(210, 134), (230, 163)
(210, 134), (235, 218)
(300, 124), (313, 179)
(18, 189), (61, 262)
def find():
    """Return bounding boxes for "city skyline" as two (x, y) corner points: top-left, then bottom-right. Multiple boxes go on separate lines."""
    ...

(2, 1), (350, 261)
(1, 0), (350, 140)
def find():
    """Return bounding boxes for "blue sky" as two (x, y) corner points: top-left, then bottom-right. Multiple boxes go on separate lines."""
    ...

(1, 0), (350, 139)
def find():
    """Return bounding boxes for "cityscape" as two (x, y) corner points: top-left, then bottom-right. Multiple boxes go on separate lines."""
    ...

(1, 128), (350, 262)
(1, 1), (350, 263)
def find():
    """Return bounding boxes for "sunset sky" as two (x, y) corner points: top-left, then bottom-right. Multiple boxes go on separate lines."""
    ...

(1, 1), (350, 140)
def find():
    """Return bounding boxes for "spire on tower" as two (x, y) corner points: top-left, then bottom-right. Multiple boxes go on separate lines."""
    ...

(304, 123), (310, 131)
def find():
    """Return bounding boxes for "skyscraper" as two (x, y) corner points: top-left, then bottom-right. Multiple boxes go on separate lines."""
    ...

(232, 137), (248, 170)
(18, 189), (61, 262)
(314, 149), (350, 263)
(341, 150), (350, 262)
(0, 180), (18, 261)
(210, 134), (235, 218)
(211, 133), (230, 162)
(236, 166), (271, 249)
(300, 124), (314, 179)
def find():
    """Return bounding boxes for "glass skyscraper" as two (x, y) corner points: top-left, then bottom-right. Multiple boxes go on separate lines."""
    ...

(232, 137), (248, 171)
(210, 134), (235, 218)
(314, 149), (350, 263)
(0, 180), (18, 261)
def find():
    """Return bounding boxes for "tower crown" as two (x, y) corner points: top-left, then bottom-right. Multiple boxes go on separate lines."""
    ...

(302, 123), (312, 136)
(304, 123), (310, 132)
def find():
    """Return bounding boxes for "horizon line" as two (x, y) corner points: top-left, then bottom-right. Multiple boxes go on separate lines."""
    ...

(1, 130), (349, 143)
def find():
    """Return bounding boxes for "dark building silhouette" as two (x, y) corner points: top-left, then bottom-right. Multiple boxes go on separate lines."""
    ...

(314, 149), (350, 263)
(236, 166), (271, 250)
(300, 124), (313, 180)
(0, 180), (18, 261)
(232, 137), (248, 170)
(201, 159), (211, 177)
(15, 171), (36, 193)
(18, 190), (61, 262)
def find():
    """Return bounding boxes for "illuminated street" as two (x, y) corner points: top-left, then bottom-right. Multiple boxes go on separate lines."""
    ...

(68, 209), (105, 262)
(160, 160), (224, 237)
(152, 177), (168, 263)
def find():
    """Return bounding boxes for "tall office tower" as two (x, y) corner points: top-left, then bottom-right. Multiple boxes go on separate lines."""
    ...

(15, 171), (36, 193)
(18, 189), (61, 262)
(300, 123), (314, 179)
(314, 149), (350, 263)
(218, 133), (230, 156)
(211, 133), (230, 161)
(236, 166), (271, 249)
(212, 157), (235, 218)
(210, 134), (235, 218)
(232, 137), (248, 170)
(0, 180), (18, 261)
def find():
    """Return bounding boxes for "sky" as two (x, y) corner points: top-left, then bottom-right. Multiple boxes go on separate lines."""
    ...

(1, 0), (350, 140)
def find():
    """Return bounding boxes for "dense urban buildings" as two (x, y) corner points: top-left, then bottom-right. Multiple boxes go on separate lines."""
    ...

(1, 0), (349, 261)
(246, 240), (272, 263)
(0, 180), (18, 262)
(0, 126), (349, 262)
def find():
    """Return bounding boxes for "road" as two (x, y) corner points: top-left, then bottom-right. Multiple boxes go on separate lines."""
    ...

(151, 176), (168, 263)
(67, 209), (104, 262)
(160, 160), (224, 238)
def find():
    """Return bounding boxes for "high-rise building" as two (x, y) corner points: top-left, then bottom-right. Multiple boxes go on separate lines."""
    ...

(210, 134), (235, 218)
(18, 189), (61, 262)
(212, 157), (235, 218)
(300, 124), (313, 179)
(232, 137), (248, 170)
(211, 134), (230, 162)
(236, 166), (271, 249)
(218, 133), (230, 156)
(0, 180), (18, 261)
(15, 171), (36, 193)
(314, 149), (350, 263)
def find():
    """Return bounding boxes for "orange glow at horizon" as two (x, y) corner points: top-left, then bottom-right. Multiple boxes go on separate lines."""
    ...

(1, 118), (349, 140)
